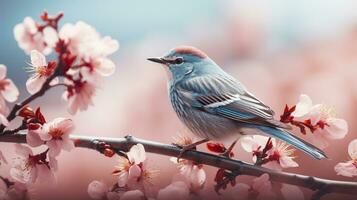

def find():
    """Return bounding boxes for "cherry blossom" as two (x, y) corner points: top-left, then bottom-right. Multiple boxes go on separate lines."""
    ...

(291, 94), (348, 148)
(264, 141), (299, 170)
(120, 190), (145, 200)
(170, 158), (206, 192)
(59, 21), (118, 77)
(281, 184), (305, 200)
(334, 139), (357, 177)
(252, 174), (276, 200)
(170, 135), (206, 192)
(241, 135), (298, 170)
(10, 144), (56, 184)
(157, 181), (190, 200)
(13, 17), (55, 55)
(26, 50), (59, 94)
(87, 180), (109, 200)
(27, 118), (75, 157)
(113, 144), (155, 189)
(62, 80), (96, 115)
(0, 64), (19, 103)
(0, 179), (27, 200)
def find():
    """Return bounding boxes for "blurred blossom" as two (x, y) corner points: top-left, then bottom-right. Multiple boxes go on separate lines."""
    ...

(13, 17), (53, 55)
(120, 190), (145, 200)
(62, 81), (96, 115)
(334, 139), (357, 177)
(10, 144), (56, 184)
(252, 174), (276, 200)
(157, 181), (189, 200)
(87, 180), (109, 200)
(0, 64), (19, 126)
(281, 184), (305, 200)
(0, 179), (27, 200)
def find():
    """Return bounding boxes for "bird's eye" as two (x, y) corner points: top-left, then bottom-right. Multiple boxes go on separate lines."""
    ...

(174, 57), (184, 65)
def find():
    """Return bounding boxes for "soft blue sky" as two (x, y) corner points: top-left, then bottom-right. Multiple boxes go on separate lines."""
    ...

(1, 0), (357, 84)
(0, 0), (219, 83)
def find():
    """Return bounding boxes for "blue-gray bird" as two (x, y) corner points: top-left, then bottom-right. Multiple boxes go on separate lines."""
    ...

(148, 46), (327, 159)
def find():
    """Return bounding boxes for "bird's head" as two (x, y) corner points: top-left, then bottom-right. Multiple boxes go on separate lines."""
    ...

(148, 46), (218, 80)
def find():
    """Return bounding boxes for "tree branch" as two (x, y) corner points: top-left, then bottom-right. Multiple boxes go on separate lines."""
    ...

(0, 132), (356, 198)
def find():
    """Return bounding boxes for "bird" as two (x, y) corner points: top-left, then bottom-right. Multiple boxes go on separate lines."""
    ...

(147, 46), (327, 160)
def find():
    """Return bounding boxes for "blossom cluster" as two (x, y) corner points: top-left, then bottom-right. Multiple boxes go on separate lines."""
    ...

(0, 12), (119, 200)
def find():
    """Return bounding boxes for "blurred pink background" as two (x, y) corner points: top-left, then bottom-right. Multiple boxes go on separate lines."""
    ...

(1, 0), (357, 199)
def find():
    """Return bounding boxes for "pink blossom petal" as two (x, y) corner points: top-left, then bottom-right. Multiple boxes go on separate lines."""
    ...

(49, 77), (59, 86)
(52, 118), (75, 134)
(292, 94), (312, 118)
(37, 128), (52, 141)
(262, 161), (282, 171)
(335, 161), (357, 177)
(87, 180), (108, 200)
(189, 166), (206, 191)
(157, 181), (189, 200)
(0, 114), (9, 127)
(61, 139), (75, 152)
(95, 58), (116, 76)
(0, 178), (7, 198)
(106, 191), (122, 200)
(26, 75), (46, 94)
(49, 156), (58, 172)
(279, 156), (299, 168)
(100, 36), (119, 56)
(120, 190), (145, 200)
(348, 139), (357, 159)
(1, 79), (19, 102)
(324, 118), (348, 140)
(0, 64), (7, 80)
(43, 27), (58, 48)
(240, 136), (257, 152)
(47, 140), (61, 157)
(26, 131), (44, 147)
(128, 165), (142, 180)
(30, 50), (47, 67)
(230, 183), (250, 200)
(117, 172), (129, 187)
(127, 144), (146, 164)
(37, 164), (56, 184)
(6, 182), (27, 200)
(281, 184), (304, 200)
(14, 144), (33, 157)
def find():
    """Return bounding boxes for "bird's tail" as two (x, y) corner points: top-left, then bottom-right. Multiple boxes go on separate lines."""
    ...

(256, 126), (327, 160)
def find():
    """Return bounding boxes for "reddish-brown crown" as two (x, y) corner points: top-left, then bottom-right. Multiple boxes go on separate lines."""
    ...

(171, 46), (207, 58)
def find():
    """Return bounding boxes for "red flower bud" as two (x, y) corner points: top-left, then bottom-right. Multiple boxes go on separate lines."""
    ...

(35, 107), (46, 124)
(27, 123), (40, 130)
(18, 106), (35, 119)
(103, 148), (115, 157)
(206, 142), (226, 153)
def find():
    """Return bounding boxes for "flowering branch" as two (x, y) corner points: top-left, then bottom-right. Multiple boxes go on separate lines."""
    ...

(1, 132), (357, 199)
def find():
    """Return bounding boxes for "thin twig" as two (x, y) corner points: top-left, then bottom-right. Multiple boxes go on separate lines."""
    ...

(0, 132), (356, 198)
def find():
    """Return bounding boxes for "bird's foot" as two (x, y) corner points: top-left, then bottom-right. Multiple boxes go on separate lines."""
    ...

(173, 138), (209, 162)
(219, 139), (238, 158)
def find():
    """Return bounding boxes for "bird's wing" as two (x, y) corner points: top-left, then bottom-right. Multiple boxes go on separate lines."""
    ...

(177, 74), (290, 129)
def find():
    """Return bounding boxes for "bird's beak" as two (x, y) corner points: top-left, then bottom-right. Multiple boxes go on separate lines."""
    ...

(147, 57), (166, 64)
